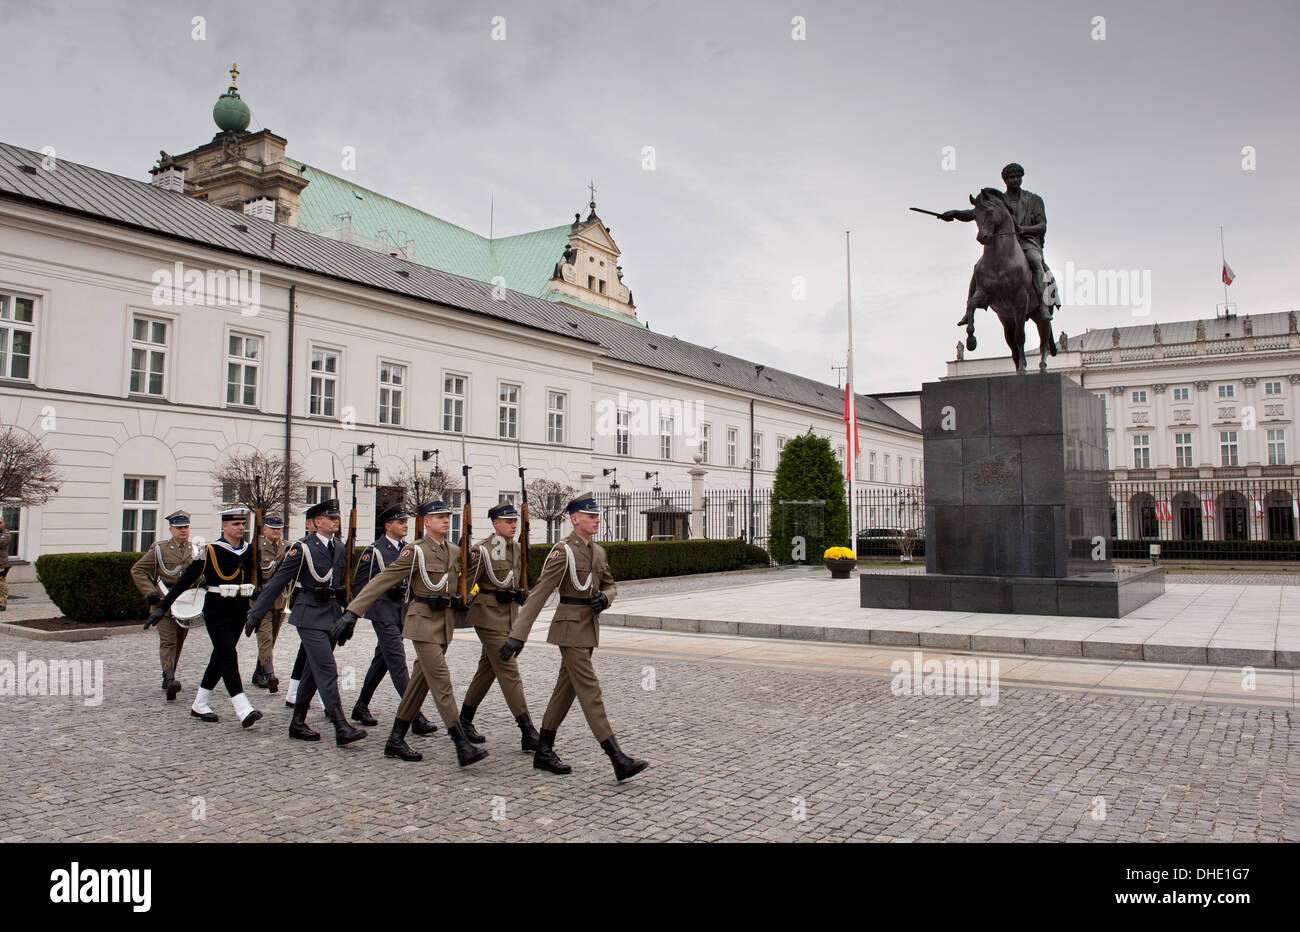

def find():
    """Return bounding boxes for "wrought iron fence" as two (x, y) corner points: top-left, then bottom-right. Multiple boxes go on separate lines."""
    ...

(593, 488), (773, 545)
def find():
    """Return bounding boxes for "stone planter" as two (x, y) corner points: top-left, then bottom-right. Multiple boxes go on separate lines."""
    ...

(824, 558), (856, 579)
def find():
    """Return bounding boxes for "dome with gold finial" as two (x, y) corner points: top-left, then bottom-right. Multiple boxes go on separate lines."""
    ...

(213, 63), (251, 133)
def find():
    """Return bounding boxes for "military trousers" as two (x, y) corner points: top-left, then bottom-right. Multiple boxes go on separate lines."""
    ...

(255, 607), (285, 669)
(541, 646), (612, 742)
(198, 605), (246, 697)
(396, 640), (458, 728)
(359, 618), (410, 705)
(0, 573), (7, 608)
(463, 627), (530, 717)
(156, 614), (188, 671)
(294, 627), (343, 713)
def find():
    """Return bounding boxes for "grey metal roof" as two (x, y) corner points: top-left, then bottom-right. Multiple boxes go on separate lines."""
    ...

(0, 142), (918, 435)
(1076, 311), (1297, 351)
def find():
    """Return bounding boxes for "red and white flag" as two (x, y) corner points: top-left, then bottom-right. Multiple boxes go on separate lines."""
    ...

(1202, 495), (1215, 518)
(1222, 262), (1236, 286)
(843, 383), (861, 482)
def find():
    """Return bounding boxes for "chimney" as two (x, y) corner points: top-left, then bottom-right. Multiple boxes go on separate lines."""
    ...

(151, 165), (186, 193)
(243, 196), (276, 222)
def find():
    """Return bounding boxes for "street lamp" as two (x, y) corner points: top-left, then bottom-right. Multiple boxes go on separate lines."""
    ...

(603, 467), (619, 495)
(421, 449), (440, 471)
(356, 443), (379, 488)
(644, 470), (660, 495)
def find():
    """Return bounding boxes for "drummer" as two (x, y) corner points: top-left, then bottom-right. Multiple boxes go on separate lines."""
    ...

(130, 510), (196, 701)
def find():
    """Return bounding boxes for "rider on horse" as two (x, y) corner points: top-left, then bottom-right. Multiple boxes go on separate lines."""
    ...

(940, 163), (1059, 324)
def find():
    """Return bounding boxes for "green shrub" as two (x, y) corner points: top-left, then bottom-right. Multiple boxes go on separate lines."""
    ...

(36, 552), (152, 622)
(768, 433), (850, 564)
(526, 538), (770, 583)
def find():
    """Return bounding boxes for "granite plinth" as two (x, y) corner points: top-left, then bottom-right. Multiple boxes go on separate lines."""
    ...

(859, 565), (1167, 618)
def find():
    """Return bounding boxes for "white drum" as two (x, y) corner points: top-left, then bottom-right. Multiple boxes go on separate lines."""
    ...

(157, 580), (206, 629)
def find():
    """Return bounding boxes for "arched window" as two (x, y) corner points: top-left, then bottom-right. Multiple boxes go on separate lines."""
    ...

(1216, 491), (1250, 542)
(1173, 491), (1203, 541)
(1265, 489), (1296, 541)
(1129, 492), (1157, 538)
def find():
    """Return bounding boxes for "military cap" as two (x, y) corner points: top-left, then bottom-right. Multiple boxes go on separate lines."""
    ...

(304, 499), (341, 520)
(166, 510), (191, 527)
(418, 500), (452, 517)
(488, 501), (519, 520)
(566, 492), (599, 515)
(263, 515), (284, 529)
(378, 504), (411, 524)
(219, 506), (249, 521)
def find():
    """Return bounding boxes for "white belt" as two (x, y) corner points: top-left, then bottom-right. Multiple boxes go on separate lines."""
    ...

(206, 584), (255, 597)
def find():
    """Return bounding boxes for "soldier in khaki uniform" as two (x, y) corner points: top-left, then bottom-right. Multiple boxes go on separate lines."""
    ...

(459, 501), (540, 751)
(251, 516), (290, 692)
(500, 493), (648, 781)
(129, 510), (195, 700)
(339, 501), (487, 767)
(0, 516), (10, 612)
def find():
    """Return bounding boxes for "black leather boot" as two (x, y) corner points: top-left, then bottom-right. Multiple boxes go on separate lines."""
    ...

(447, 724), (489, 767)
(162, 669), (181, 701)
(600, 735), (649, 782)
(351, 701), (378, 727)
(384, 717), (423, 761)
(533, 728), (571, 774)
(516, 712), (540, 752)
(289, 702), (319, 742)
(251, 663), (268, 689)
(411, 712), (438, 735)
(264, 664), (279, 693)
(459, 704), (485, 743)
(327, 707), (367, 746)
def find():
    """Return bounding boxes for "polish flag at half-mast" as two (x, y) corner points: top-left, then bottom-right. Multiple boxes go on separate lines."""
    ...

(1222, 262), (1236, 286)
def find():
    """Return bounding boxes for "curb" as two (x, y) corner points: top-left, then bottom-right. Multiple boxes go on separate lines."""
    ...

(0, 621), (144, 642)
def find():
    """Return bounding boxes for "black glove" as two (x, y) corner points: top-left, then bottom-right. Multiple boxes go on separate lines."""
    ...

(590, 591), (610, 614)
(244, 614), (262, 638)
(451, 594), (469, 613)
(144, 607), (167, 630)
(331, 610), (358, 646)
(499, 637), (524, 661)
(514, 588), (528, 605)
(146, 591), (161, 607)
(493, 588), (514, 604)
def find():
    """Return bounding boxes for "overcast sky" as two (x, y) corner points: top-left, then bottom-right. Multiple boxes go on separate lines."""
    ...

(4, 0), (1297, 394)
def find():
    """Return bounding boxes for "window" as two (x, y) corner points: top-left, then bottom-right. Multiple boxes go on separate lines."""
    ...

(884, 455), (890, 483)
(1173, 387), (1190, 401)
(306, 483), (333, 506)
(0, 293), (35, 381)
(869, 451), (877, 481)
(587, 275), (595, 290)
(1220, 430), (1239, 466)
(752, 432), (762, 470)
(777, 436), (787, 459)
(446, 490), (463, 544)
(855, 454), (863, 481)
(897, 455), (904, 482)
(1268, 429), (1287, 465)
(1264, 381), (1283, 396)
(122, 476), (160, 551)
(698, 424), (710, 464)
(725, 500), (736, 538)
(612, 507), (628, 542)
(220, 480), (237, 505)
(660, 416), (673, 460)
(727, 428), (737, 467)
(598, 279), (606, 295)
(226, 332), (260, 407)
(615, 408), (629, 455)
(442, 374), (466, 433)
(130, 315), (168, 396)
(308, 346), (338, 417)
(1131, 390), (1148, 404)
(547, 391), (566, 444)
(837, 445), (845, 469)
(1217, 384), (1235, 399)
(911, 458), (918, 483)
(1132, 434), (1151, 469)
(1, 506), (18, 557)
(488, 382), (516, 440)
(377, 362), (405, 426)
(1174, 432), (1194, 468)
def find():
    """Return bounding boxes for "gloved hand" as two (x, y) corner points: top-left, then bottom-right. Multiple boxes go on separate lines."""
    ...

(589, 591), (610, 614)
(146, 591), (161, 607)
(244, 614), (262, 638)
(513, 588), (528, 605)
(499, 637), (524, 661)
(331, 610), (358, 646)
(144, 607), (167, 630)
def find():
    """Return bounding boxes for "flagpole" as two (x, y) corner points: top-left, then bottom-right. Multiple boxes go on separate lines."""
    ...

(1220, 226), (1228, 315)
(845, 231), (858, 554)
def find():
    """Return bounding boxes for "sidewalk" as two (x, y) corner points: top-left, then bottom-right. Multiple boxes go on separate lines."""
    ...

(602, 572), (1300, 669)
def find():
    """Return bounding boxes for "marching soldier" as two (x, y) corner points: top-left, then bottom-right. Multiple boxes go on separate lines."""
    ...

(459, 501), (540, 751)
(245, 499), (365, 747)
(251, 515), (290, 692)
(0, 515), (10, 613)
(148, 507), (263, 728)
(337, 500), (486, 767)
(131, 510), (195, 701)
(500, 492), (647, 781)
(349, 504), (438, 736)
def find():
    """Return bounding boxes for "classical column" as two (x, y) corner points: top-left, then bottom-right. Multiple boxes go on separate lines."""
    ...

(688, 454), (707, 539)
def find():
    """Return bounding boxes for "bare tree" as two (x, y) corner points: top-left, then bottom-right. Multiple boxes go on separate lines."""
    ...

(0, 427), (60, 506)
(391, 463), (463, 515)
(528, 478), (577, 543)
(210, 450), (306, 516)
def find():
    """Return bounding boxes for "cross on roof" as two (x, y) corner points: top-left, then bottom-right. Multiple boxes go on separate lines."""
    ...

(587, 179), (596, 207)
(230, 63), (239, 88)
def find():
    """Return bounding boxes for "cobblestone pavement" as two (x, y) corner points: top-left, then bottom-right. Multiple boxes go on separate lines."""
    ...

(0, 622), (1295, 842)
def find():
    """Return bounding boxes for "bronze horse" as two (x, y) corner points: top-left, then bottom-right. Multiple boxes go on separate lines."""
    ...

(957, 188), (1057, 372)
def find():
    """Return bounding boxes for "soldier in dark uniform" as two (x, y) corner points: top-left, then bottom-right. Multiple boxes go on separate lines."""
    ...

(131, 510), (195, 700)
(349, 504), (437, 736)
(148, 507), (263, 728)
(339, 501), (486, 767)
(245, 499), (366, 747)
(459, 501), (540, 751)
(251, 515), (290, 692)
(501, 493), (648, 781)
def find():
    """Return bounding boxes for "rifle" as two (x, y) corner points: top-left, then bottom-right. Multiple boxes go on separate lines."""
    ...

(516, 444), (530, 598)
(345, 470), (358, 601)
(459, 458), (472, 604)
(250, 474), (263, 595)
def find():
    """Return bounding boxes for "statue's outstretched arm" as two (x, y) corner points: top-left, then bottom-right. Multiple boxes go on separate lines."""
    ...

(939, 209), (975, 222)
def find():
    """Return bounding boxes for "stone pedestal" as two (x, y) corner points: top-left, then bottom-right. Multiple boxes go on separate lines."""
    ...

(861, 372), (1164, 618)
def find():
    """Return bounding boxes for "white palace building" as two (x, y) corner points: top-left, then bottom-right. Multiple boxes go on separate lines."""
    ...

(0, 76), (926, 570)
